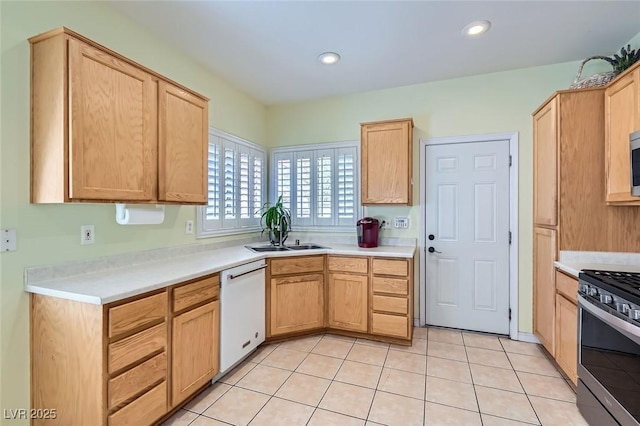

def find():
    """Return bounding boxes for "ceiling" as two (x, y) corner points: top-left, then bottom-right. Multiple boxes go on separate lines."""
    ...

(107, 1), (640, 106)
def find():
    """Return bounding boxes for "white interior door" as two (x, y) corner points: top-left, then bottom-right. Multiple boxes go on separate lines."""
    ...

(425, 139), (510, 334)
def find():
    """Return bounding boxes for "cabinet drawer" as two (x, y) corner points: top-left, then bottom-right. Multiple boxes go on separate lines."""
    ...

(108, 381), (167, 426)
(108, 352), (167, 410)
(372, 259), (408, 277)
(372, 295), (407, 315)
(108, 292), (167, 338)
(555, 270), (578, 304)
(328, 256), (368, 274)
(372, 277), (408, 296)
(108, 323), (166, 374)
(270, 256), (324, 276)
(371, 313), (409, 338)
(173, 275), (219, 312)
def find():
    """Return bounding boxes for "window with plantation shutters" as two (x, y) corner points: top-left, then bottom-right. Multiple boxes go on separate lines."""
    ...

(270, 141), (361, 231)
(198, 128), (266, 237)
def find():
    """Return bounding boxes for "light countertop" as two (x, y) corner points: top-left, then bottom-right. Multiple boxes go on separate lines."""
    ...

(25, 243), (415, 305)
(555, 261), (640, 279)
(555, 250), (640, 278)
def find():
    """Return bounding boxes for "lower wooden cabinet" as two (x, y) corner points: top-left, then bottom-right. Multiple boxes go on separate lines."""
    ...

(172, 300), (219, 406)
(370, 258), (412, 340)
(270, 273), (325, 336)
(30, 274), (220, 426)
(328, 273), (368, 332)
(533, 226), (557, 356)
(555, 293), (578, 384)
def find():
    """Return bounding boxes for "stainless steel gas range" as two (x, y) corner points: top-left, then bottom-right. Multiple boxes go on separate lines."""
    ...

(577, 270), (640, 426)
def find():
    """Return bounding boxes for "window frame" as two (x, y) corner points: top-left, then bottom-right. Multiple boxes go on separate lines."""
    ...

(270, 140), (362, 232)
(197, 128), (267, 238)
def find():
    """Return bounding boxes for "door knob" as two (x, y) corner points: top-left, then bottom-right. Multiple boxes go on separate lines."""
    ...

(428, 234), (435, 240)
(428, 247), (441, 253)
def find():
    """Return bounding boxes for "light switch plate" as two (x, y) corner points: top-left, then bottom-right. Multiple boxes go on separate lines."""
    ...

(394, 217), (410, 229)
(81, 225), (95, 245)
(1, 229), (16, 252)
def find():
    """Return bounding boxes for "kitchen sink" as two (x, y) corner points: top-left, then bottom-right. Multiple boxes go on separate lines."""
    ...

(245, 243), (328, 253)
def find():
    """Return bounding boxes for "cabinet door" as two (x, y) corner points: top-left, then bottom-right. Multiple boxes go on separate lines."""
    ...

(158, 81), (208, 203)
(328, 273), (368, 332)
(270, 274), (324, 336)
(361, 119), (413, 205)
(172, 300), (219, 406)
(605, 69), (640, 204)
(533, 227), (557, 355)
(533, 97), (558, 225)
(555, 293), (578, 385)
(68, 38), (154, 201)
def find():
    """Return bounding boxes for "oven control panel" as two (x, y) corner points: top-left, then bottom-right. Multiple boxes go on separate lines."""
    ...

(579, 282), (640, 322)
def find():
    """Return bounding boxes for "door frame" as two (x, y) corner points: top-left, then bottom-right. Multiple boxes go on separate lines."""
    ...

(418, 132), (519, 340)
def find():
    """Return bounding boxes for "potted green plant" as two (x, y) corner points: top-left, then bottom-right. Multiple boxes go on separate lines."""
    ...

(259, 195), (292, 246)
(605, 44), (640, 74)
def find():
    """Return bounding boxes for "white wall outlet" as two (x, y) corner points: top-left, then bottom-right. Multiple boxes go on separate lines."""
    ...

(81, 225), (95, 245)
(394, 216), (410, 229)
(380, 219), (390, 230)
(185, 220), (194, 234)
(1, 229), (17, 252)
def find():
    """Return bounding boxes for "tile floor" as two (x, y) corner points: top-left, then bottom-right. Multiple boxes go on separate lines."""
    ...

(162, 327), (588, 426)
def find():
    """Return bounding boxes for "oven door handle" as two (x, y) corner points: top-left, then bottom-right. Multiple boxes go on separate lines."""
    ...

(579, 295), (640, 345)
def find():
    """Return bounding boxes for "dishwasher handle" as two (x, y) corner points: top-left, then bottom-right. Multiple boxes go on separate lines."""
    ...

(228, 264), (268, 280)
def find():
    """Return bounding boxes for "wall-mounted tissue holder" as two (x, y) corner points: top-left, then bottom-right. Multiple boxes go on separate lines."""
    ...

(115, 203), (165, 225)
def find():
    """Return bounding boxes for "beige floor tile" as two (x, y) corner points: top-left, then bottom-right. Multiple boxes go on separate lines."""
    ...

(368, 391), (425, 426)
(467, 347), (512, 369)
(275, 372), (331, 406)
(427, 356), (472, 384)
(517, 371), (576, 402)
(296, 353), (343, 379)
(347, 343), (389, 366)
(324, 333), (357, 343)
(220, 361), (257, 385)
(261, 346), (308, 370)
(190, 416), (229, 426)
(424, 402), (482, 425)
(248, 397), (314, 426)
(413, 326), (428, 340)
(428, 327), (464, 345)
(529, 395), (588, 426)
(499, 338), (544, 358)
(184, 382), (232, 413)
(318, 381), (375, 419)
(427, 340), (468, 362)
(312, 337), (354, 359)
(161, 409), (199, 426)
(425, 377), (478, 412)
(385, 350), (427, 375)
(507, 353), (561, 377)
(279, 334), (323, 353)
(356, 338), (390, 349)
(236, 364), (292, 395)
(203, 387), (269, 425)
(377, 367), (426, 399)
(463, 332), (503, 351)
(475, 386), (539, 424)
(247, 343), (279, 363)
(189, 416), (229, 426)
(481, 414), (537, 425)
(335, 360), (383, 389)
(470, 364), (524, 393)
(307, 408), (366, 426)
(390, 338), (427, 355)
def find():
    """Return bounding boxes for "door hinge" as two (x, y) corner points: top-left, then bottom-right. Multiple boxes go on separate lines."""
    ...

(509, 231), (512, 244)
(509, 155), (512, 166)
(509, 308), (512, 321)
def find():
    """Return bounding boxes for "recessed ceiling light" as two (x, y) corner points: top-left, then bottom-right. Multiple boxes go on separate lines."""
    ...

(462, 20), (491, 37)
(318, 52), (341, 65)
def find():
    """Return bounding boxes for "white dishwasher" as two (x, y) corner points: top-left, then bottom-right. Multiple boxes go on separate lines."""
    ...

(218, 259), (267, 375)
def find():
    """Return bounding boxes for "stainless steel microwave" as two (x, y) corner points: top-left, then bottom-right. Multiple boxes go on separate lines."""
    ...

(631, 130), (640, 196)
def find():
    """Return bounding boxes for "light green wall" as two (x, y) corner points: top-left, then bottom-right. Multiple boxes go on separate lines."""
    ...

(0, 1), (267, 418)
(266, 61), (586, 336)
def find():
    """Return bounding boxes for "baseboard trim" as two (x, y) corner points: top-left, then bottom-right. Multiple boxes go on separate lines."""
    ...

(517, 332), (540, 344)
(413, 319), (420, 327)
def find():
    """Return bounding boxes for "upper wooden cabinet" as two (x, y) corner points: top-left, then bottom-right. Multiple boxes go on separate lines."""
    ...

(361, 118), (413, 205)
(533, 97), (558, 226)
(605, 63), (640, 205)
(29, 27), (209, 204)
